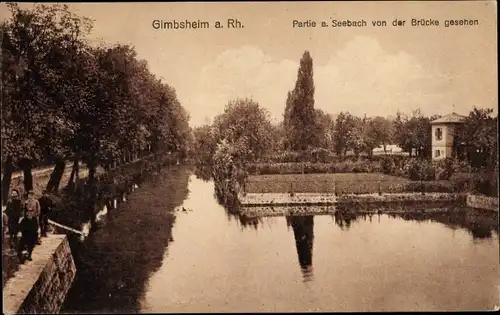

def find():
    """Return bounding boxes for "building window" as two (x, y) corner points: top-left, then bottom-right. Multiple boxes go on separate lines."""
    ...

(435, 128), (442, 140)
(435, 150), (440, 157)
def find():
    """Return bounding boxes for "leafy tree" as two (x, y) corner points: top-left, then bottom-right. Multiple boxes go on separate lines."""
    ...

(266, 122), (286, 156)
(212, 98), (273, 163)
(313, 109), (335, 150)
(393, 109), (432, 158)
(455, 107), (497, 168)
(360, 117), (378, 157)
(368, 116), (393, 153)
(2, 3), (91, 193)
(333, 112), (359, 158)
(193, 125), (217, 165)
(392, 111), (412, 155)
(346, 115), (365, 156)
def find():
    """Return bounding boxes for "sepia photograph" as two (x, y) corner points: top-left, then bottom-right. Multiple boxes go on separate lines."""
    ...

(1, 1), (498, 313)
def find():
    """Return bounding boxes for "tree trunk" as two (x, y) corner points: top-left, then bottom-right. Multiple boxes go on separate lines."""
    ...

(20, 158), (33, 193)
(487, 149), (497, 196)
(88, 158), (97, 184)
(68, 161), (76, 187)
(1, 156), (14, 206)
(383, 144), (387, 154)
(46, 159), (66, 193)
(75, 159), (80, 185)
(67, 158), (80, 190)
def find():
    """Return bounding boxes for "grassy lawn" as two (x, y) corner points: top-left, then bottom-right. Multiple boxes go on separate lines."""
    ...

(245, 173), (412, 194)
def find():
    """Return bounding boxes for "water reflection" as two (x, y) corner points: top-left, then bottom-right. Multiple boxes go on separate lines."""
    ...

(286, 216), (315, 282)
(193, 165), (212, 182)
(387, 210), (499, 240)
(141, 175), (498, 312)
(239, 208), (498, 241)
(238, 215), (262, 230)
(334, 211), (366, 230)
(61, 166), (191, 313)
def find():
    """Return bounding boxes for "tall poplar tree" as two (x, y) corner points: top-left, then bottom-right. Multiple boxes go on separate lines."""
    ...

(284, 51), (318, 150)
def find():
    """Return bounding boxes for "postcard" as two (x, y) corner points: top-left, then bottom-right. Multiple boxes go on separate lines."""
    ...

(1, 1), (498, 313)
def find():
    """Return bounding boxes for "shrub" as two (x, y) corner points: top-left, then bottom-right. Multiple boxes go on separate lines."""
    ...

(266, 151), (310, 163)
(403, 181), (457, 193)
(433, 158), (465, 180)
(310, 148), (335, 163)
(471, 175), (498, 197)
(380, 155), (396, 174)
(247, 160), (381, 175)
(379, 155), (415, 177)
(449, 172), (475, 192)
(407, 159), (436, 181)
(212, 140), (247, 209)
(449, 171), (498, 197)
(261, 150), (385, 164)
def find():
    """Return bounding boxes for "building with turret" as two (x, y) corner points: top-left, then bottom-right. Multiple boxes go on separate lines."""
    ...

(430, 112), (466, 160)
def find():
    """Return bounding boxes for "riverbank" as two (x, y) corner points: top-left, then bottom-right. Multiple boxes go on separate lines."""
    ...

(466, 194), (498, 211)
(238, 191), (498, 217)
(2, 153), (176, 291)
(3, 235), (75, 314)
(49, 153), (169, 234)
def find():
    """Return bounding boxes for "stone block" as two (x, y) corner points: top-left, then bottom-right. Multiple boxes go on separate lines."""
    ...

(3, 235), (76, 314)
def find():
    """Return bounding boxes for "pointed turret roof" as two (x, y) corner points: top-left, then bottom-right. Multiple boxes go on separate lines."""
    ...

(431, 112), (466, 124)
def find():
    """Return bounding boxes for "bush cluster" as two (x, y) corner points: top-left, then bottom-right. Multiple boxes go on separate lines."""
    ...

(260, 150), (376, 164)
(433, 158), (472, 180)
(402, 181), (458, 193)
(247, 161), (382, 175)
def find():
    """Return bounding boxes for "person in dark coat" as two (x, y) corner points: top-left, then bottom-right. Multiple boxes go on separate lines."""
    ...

(2, 210), (8, 244)
(17, 191), (40, 262)
(38, 190), (53, 237)
(5, 189), (23, 245)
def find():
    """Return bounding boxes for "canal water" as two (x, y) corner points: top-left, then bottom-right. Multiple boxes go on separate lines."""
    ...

(62, 166), (499, 313)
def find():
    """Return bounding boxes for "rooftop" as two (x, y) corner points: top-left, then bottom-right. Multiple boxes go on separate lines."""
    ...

(431, 112), (466, 124)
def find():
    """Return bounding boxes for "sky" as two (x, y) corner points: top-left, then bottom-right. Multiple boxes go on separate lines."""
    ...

(1, 1), (497, 127)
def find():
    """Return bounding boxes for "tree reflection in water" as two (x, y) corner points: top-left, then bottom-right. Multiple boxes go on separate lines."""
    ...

(286, 216), (315, 282)
(233, 208), (496, 283)
(386, 210), (498, 240)
(237, 215), (263, 231)
(223, 195), (496, 282)
(193, 165), (212, 182)
(334, 211), (373, 230)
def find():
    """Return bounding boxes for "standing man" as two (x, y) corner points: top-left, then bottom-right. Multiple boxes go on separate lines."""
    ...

(2, 209), (8, 244)
(18, 190), (40, 262)
(4, 189), (23, 246)
(38, 190), (53, 238)
(24, 190), (41, 245)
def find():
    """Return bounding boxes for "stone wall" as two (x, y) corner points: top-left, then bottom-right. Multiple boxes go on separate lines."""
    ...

(336, 192), (463, 204)
(239, 192), (337, 206)
(241, 205), (334, 218)
(3, 235), (76, 314)
(466, 194), (499, 211)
